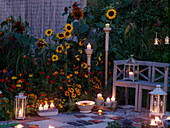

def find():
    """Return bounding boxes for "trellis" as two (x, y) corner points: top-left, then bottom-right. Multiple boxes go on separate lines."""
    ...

(0, 0), (86, 38)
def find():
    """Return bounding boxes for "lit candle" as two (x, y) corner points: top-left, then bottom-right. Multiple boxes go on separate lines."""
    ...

(154, 32), (158, 45)
(39, 104), (43, 110)
(50, 102), (55, 109)
(97, 93), (102, 99)
(105, 23), (110, 28)
(18, 109), (23, 117)
(98, 110), (102, 115)
(111, 96), (115, 102)
(48, 125), (55, 128)
(165, 36), (169, 44)
(106, 97), (111, 102)
(14, 124), (24, 128)
(87, 43), (91, 50)
(129, 72), (134, 79)
(150, 119), (158, 126)
(44, 103), (49, 110)
(155, 116), (161, 124)
(166, 116), (170, 120)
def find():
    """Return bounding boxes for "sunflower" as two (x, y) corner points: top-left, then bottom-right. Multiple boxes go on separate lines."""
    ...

(74, 71), (79, 74)
(11, 76), (17, 80)
(29, 74), (33, 77)
(36, 39), (47, 48)
(71, 93), (76, 98)
(56, 33), (65, 39)
(65, 24), (73, 32)
(68, 87), (74, 93)
(65, 91), (70, 96)
(64, 31), (72, 38)
(65, 43), (70, 49)
(56, 45), (64, 53)
(75, 55), (80, 61)
(45, 29), (53, 36)
(76, 84), (82, 88)
(81, 62), (88, 69)
(79, 38), (86, 46)
(78, 50), (82, 54)
(106, 9), (117, 19)
(72, 7), (84, 20)
(84, 74), (88, 78)
(52, 55), (59, 61)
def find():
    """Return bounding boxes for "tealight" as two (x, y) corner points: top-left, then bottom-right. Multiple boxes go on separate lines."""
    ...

(98, 109), (102, 115)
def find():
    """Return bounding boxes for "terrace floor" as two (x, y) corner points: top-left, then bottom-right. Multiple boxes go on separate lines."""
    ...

(1, 105), (170, 128)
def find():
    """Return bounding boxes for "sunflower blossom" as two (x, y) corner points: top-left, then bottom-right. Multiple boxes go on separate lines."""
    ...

(106, 9), (117, 19)
(45, 29), (53, 36)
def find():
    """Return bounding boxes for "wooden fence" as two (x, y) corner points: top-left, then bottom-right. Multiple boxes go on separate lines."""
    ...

(0, 0), (86, 38)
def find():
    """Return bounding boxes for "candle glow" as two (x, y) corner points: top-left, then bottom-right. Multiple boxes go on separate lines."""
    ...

(111, 96), (115, 102)
(18, 109), (23, 117)
(150, 119), (158, 126)
(14, 124), (24, 128)
(98, 109), (102, 115)
(106, 97), (111, 102)
(87, 43), (91, 49)
(44, 103), (49, 110)
(129, 72), (134, 79)
(39, 104), (43, 110)
(48, 125), (55, 128)
(50, 102), (55, 109)
(165, 36), (169, 44)
(105, 23), (110, 28)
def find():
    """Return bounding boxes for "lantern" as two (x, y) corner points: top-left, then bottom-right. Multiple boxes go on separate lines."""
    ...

(123, 55), (139, 81)
(15, 93), (27, 119)
(149, 85), (167, 118)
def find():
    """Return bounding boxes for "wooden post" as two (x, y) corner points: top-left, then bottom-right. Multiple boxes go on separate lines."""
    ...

(112, 62), (117, 98)
(103, 27), (111, 88)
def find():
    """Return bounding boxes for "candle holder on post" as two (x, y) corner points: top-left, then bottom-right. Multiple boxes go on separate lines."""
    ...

(85, 43), (93, 73)
(103, 26), (112, 87)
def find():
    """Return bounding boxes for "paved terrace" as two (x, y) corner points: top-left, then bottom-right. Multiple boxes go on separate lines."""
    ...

(1, 105), (170, 128)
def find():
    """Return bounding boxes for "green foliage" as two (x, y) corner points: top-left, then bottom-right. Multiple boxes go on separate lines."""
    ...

(106, 121), (122, 128)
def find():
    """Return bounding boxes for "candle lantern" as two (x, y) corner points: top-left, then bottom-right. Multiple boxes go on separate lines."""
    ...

(15, 93), (27, 119)
(85, 43), (93, 72)
(149, 85), (167, 118)
(123, 55), (139, 81)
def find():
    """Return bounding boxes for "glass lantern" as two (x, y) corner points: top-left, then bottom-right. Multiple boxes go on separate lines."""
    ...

(15, 93), (27, 119)
(149, 85), (167, 118)
(123, 55), (139, 81)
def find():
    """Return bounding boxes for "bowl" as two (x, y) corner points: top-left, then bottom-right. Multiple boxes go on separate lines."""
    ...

(76, 100), (95, 113)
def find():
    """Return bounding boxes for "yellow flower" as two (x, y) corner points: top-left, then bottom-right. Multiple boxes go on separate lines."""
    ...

(65, 91), (70, 96)
(50, 100), (54, 103)
(17, 80), (23, 83)
(68, 87), (74, 93)
(29, 74), (33, 77)
(75, 88), (80, 92)
(64, 24), (73, 32)
(98, 56), (101, 61)
(11, 76), (17, 80)
(53, 71), (58, 75)
(67, 75), (70, 79)
(69, 74), (73, 77)
(67, 84), (71, 86)
(56, 45), (64, 53)
(56, 33), (65, 39)
(65, 43), (70, 49)
(52, 54), (59, 61)
(58, 104), (63, 108)
(71, 93), (76, 98)
(60, 72), (65, 75)
(84, 74), (88, 78)
(74, 71), (79, 74)
(16, 84), (21, 87)
(79, 38), (86, 46)
(78, 50), (82, 54)
(45, 29), (53, 36)
(81, 62), (88, 69)
(106, 9), (117, 19)
(75, 55), (80, 61)
(36, 39), (47, 48)
(98, 97), (104, 100)
(64, 31), (72, 38)
(77, 84), (82, 88)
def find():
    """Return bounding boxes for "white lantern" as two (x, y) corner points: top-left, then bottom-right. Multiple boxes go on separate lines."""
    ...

(15, 93), (27, 119)
(123, 55), (139, 81)
(149, 85), (167, 118)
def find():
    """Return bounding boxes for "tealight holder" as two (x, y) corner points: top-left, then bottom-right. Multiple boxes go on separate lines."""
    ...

(95, 98), (104, 106)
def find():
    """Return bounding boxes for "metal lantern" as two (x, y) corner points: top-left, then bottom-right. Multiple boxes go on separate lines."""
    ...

(149, 85), (167, 118)
(15, 93), (27, 119)
(123, 55), (139, 81)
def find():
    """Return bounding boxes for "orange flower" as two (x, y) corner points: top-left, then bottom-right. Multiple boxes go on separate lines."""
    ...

(2, 69), (7, 73)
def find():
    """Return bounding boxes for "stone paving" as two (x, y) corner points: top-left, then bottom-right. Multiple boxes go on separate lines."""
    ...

(1, 105), (170, 128)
